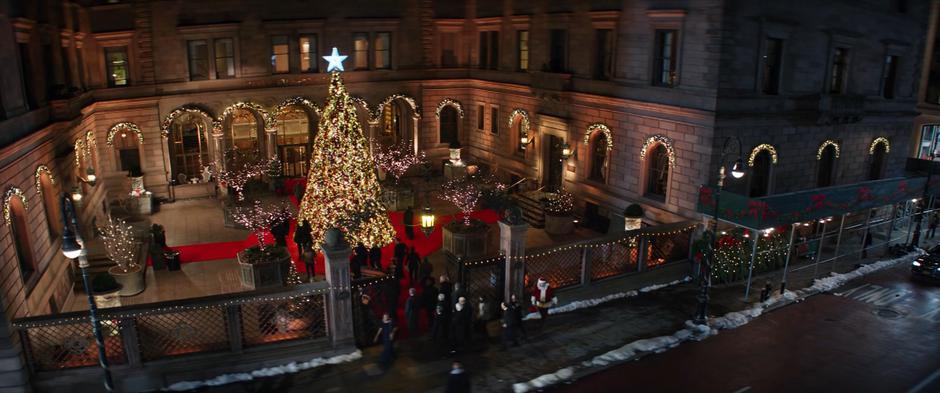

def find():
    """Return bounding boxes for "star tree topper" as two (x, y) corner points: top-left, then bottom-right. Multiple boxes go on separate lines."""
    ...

(323, 47), (348, 72)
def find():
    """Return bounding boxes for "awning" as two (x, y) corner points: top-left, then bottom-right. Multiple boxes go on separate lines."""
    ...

(696, 176), (938, 229)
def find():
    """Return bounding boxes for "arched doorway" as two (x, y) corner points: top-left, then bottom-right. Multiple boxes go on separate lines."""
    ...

(817, 144), (837, 187)
(276, 105), (314, 177)
(36, 168), (60, 238)
(169, 112), (211, 183)
(749, 150), (772, 197)
(646, 144), (670, 200)
(589, 132), (609, 183)
(869, 142), (887, 180)
(380, 100), (411, 145)
(113, 131), (142, 176)
(439, 106), (458, 146)
(226, 108), (263, 152)
(5, 191), (34, 282)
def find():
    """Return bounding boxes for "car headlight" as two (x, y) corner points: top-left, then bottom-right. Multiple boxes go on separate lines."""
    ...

(913, 261), (922, 267)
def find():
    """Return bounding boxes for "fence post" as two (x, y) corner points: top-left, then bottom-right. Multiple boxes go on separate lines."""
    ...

(0, 321), (32, 392)
(321, 233), (355, 348)
(499, 220), (529, 303)
(120, 317), (142, 367)
(637, 236), (649, 272)
(579, 246), (590, 287)
(225, 305), (243, 353)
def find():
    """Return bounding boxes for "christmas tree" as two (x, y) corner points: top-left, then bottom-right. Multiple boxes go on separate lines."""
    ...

(298, 66), (396, 248)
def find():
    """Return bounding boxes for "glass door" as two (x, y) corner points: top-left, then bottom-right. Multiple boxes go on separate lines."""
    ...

(280, 145), (308, 177)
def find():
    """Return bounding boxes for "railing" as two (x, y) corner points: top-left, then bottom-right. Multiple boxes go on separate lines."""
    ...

(14, 282), (330, 373)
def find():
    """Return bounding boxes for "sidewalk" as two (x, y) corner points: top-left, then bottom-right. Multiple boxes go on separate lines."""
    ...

(195, 239), (931, 393)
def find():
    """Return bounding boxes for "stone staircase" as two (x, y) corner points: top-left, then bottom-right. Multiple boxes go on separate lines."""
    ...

(511, 191), (547, 228)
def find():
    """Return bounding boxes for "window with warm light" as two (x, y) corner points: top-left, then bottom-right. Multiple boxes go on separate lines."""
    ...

(517, 30), (529, 71)
(353, 33), (369, 70)
(590, 133), (609, 183)
(374, 32), (391, 69)
(215, 38), (235, 79)
(105, 46), (129, 87)
(300, 35), (318, 73)
(271, 36), (289, 74)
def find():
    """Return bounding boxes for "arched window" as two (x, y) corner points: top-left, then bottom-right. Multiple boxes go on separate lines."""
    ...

(382, 101), (406, 143)
(114, 131), (142, 176)
(439, 106), (458, 146)
(749, 150), (772, 197)
(589, 132), (609, 183)
(37, 172), (60, 237)
(817, 144), (837, 187)
(276, 105), (313, 177)
(228, 108), (261, 151)
(869, 142), (887, 180)
(169, 113), (211, 182)
(7, 196), (34, 282)
(646, 144), (669, 200)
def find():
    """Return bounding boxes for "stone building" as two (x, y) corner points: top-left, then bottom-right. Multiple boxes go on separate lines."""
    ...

(0, 0), (931, 391)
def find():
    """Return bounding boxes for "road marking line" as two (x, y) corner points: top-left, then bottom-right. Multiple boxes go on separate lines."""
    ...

(732, 387), (751, 393)
(906, 368), (940, 393)
(834, 283), (871, 297)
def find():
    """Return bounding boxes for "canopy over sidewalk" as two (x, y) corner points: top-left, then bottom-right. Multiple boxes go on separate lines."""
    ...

(696, 176), (940, 229)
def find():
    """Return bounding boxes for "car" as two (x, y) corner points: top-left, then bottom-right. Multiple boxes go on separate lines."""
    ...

(911, 246), (940, 282)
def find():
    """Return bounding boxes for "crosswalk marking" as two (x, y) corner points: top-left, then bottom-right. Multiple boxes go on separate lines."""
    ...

(835, 284), (910, 307)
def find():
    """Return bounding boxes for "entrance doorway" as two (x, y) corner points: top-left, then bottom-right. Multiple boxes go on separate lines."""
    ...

(280, 144), (308, 177)
(544, 135), (564, 191)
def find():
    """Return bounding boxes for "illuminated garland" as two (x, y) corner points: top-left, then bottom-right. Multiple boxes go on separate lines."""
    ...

(747, 144), (779, 167)
(100, 217), (139, 273)
(215, 102), (272, 134)
(160, 106), (215, 138)
(544, 190), (574, 215)
(582, 123), (613, 154)
(639, 134), (676, 167)
(74, 138), (85, 167)
(34, 165), (55, 196)
(816, 140), (841, 160)
(507, 109), (531, 133)
(349, 96), (376, 122)
(274, 97), (322, 119)
(373, 94), (420, 123)
(868, 137), (890, 155)
(434, 98), (465, 119)
(2, 186), (27, 225)
(106, 122), (144, 146)
(708, 228), (788, 284)
(232, 200), (294, 250)
(213, 149), (279, 201)
(372, 139), (426, 183)
(297, 72), (396, 248)
(439, 175), (506, 226)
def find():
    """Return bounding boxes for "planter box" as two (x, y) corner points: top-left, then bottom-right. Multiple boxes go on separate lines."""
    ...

(109, 265), (146, 296)
(93, 288), (122, 309)
(237, 248), (292, 290)
(442, 223), (492, 260)
(545, 214), (574, 235)
(380, 185), (414, 212)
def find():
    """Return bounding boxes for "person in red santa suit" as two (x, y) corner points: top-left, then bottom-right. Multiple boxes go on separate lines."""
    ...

(530, 278), (558, 326)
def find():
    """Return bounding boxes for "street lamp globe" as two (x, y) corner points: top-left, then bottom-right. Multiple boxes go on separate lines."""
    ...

(730, 159), (746, 179)
(420, 205), (435, 237)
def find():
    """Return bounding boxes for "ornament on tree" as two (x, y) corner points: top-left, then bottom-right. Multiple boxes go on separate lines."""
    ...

(298, 57), (396, 248)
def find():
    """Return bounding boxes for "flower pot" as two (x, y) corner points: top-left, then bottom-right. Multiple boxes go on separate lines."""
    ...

(545, 214), (574, 235)
(93, 286), (123, 309)
(109, 265), (145, 296)
(237, 247), (292, 290)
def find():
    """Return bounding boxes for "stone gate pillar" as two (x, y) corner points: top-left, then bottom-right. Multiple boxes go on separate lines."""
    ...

(264, 127), (278, 160)
(320, 230), (354, 348)
(499, 220), (528, 303)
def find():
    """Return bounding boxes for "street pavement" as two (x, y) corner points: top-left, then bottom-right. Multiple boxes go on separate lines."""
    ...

(550, 263), (940, 393)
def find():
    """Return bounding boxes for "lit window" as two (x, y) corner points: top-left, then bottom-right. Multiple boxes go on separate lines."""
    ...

(214, 38), (235, 79)
(105, 47), (129, 87)
(653, 30), (677, 87)
(271, 35), (289, 74)
(187, 40), (209, 81)
(353, 33), (369, 70)
(374, 32), (391, 69)
(518, 30), (529, 71)
(300, 35), (318, 73)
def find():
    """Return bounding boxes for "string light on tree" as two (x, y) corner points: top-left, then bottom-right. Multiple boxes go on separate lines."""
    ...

(298, 50), (396, 248)
(439, 175), (506, 227)
(232, 200), (293, 250)
(99, 217), (139, 273)
(372, 139), (427, 184)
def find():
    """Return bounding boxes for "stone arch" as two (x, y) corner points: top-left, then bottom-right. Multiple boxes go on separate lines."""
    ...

(33, 165), (55, 196)
(34, 165), (60, 236)
(273, 97), (322, 119)
(106, 122), (143, 146)
(508, 109), (531, 134)
(2, 186), (27, 225)
(816, 140), (841, 160)
(373, 94), (420, 123)
(273, 98), (321, 177)
(435, 98), (465, 119)
(161, 106), (216, 138)
(639, 134), (676, 167)
(375, 94), (420, 148)
(868, 137), (890, 155)
(747, 144), (779, 167)
(217, 102), (269, 153)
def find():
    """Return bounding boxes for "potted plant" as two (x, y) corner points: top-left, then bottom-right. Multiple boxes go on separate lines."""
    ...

(543, 190), (575, 235)
(233, 201), (294, 289)
(100, 217), (145, 296)
(372, 140), (426, 211)
(91, 273), (123, 308)
(439, 174), (505, 259)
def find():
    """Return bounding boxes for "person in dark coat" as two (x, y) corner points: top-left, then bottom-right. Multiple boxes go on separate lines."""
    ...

(431, 293), (450, 347)
(373, 313), (397, 368)
(393, 238), (408, 267)
(404, 288), (419, 335)
(453, 282), (466, 303)
(302, 247), (317, 281)
(385, 268), (401, 319)
(421, 276), (439, 324)
(358, 295), (380, 347)
(450, 297), (472, 354)
(293, 220), (312, 252)
(369, 244), (383, 270)
(509, 294), (526, 341)
(420, 257), (433, 282)
(500, 301), (519, 349)
(354, 242), (369, 270)
(439, 275), (454, 319)
(270, 216), (290, 247)
(407, 247), (421, 283)
(403, 207), (415, 240)
(445, 361), (471, 393)
(349, 248), (362, 280)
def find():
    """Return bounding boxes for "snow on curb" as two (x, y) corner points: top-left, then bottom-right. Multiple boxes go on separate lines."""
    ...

(522, 276), (691, 320)
(511, 251), (921, 393)
(162, 350), (362, 391)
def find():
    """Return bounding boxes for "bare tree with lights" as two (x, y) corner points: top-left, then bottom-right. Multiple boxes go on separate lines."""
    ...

(439, 174), (507, 226)
(99, 217), (139, 273)
(372, 139), (426, 184)
(213, 149), (280, 201)
(232, 200), (293, 253)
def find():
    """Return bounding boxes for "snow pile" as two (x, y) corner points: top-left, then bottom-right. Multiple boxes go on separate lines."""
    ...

(522, 276), (691, 320)
(510, 251), (922, 393)
(162, 350), (362, 391)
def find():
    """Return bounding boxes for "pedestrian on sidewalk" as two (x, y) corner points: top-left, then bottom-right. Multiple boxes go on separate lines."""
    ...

(929, 212), (938, 239)
(422, 276), (439, 323)
(475, 296), (495, 337)
(530, 278), (557, 328)
(509, 294), (527, 340)
(407, 247), (421, 283)
(373, 313), (398, 368)
(431, 293), (450, 347)
(445, 361), (471, 393)
(759, 280), (773, 302)
(450, 296), (472, 354)
(358, 295), (380, 347)
(404, 288), (419, 335)
(501, 301), (519, 349)
(293, 220), (312, 252)
(394, 238), (408, 266)
(369, 244), (382, 270)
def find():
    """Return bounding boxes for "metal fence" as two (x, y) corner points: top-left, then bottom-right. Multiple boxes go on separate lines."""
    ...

(14, 283), (330, 372)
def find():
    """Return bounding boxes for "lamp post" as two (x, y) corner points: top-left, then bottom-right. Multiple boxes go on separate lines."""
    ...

(60, 193), (115, 392)
(694, 137), (745, 325)
(420, 202), (435, 237)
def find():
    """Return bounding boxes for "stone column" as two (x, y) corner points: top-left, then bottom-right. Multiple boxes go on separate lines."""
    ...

(211, 132), (224, 170)
(264, 127), (278, 160)
(321, 231), (355, 348)
(499, 220), (529, 303)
